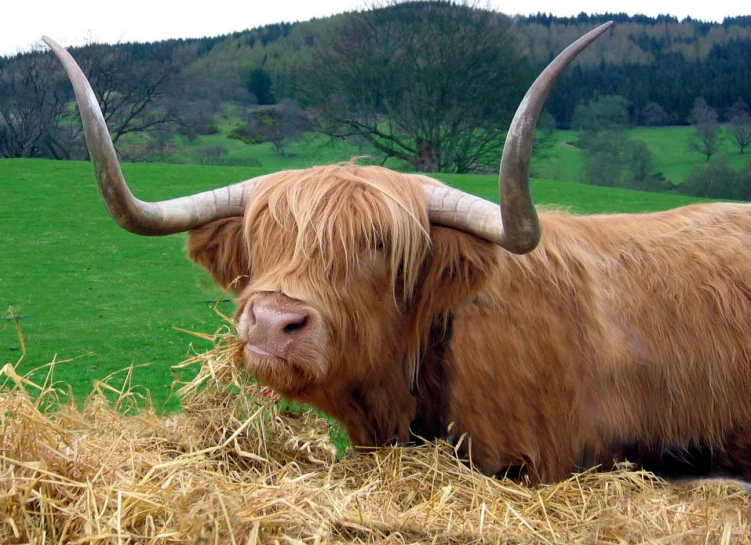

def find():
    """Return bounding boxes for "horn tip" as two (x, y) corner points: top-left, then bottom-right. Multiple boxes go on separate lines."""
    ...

(41, 36), (65, 54)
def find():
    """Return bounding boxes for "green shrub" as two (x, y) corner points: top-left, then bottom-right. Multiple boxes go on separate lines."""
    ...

(228, 124), (265, 144)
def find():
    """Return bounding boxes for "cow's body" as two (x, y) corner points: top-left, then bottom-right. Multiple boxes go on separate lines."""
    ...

(188, 167), (751, 483)
(410, 202), (751, 481)
(45, 23), (751, 484)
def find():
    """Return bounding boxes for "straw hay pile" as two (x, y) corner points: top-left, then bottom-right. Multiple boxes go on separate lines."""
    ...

(1, 331), (749, 544)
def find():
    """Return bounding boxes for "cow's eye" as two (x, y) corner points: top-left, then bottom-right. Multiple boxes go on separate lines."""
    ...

(375, 240), (386, 252)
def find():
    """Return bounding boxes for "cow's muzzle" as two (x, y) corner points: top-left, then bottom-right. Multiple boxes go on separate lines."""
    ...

(237, 293), (316, 361)
(236, 292), (328, 392)
(244, 300), (310, 359)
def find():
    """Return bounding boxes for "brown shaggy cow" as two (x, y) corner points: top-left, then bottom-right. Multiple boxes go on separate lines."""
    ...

(44, 23), (751, 484)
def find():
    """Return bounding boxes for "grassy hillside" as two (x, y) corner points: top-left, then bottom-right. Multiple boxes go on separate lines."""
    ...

(533, 125), (751, 187)
(155, 117), (751, 190)
(161, 131), (408, 172)
(1, 158), (709, 409)
(146, 104), (412, 172)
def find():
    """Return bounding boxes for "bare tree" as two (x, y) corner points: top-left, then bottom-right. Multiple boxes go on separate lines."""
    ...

(0, 48), (83, 158)
(271, 99), (306, 155)
(726, 99), (749, 122)
(76, 42), (177, 146)
(233, 100), (307, 155)
(726, 100), (751, 154)
(176, 101), (218, 143)
(299, 1), (528, 173)
(1, 41), (178, 159)
(729, 112), (751, 154)
(639, 101), (672, 126)
(687, 98), (722, 162)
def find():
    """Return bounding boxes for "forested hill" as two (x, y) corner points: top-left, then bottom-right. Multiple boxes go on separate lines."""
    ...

(143, 9), (751, 128)
(3, 6), (751, 132)
(514, 13), (751, 126)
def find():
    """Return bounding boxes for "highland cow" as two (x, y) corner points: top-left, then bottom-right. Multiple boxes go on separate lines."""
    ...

(44, 22), (751, 484)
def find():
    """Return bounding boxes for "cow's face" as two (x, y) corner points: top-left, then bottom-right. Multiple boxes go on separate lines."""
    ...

(230, 165), (433, 398)
(187, 164), (500, 445)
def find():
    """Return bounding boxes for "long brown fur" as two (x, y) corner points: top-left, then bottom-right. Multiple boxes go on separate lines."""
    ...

(188, 163), (751, 483)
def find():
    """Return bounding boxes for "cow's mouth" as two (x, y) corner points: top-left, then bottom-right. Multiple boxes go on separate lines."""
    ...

(244, 343), (284, 360)
(241, 345), (315, 394)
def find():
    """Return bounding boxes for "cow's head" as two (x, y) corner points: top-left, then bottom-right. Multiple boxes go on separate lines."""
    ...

(230, 165), (434, 395)
(43, 23), (612, 445)
(183, 162), (511, 446)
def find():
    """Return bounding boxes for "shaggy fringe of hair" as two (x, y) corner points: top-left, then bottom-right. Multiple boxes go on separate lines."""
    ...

(245, 163), (432, 303)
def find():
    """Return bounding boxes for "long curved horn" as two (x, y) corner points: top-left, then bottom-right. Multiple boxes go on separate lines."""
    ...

(424, 21), (613, 253)
(43, 36), (266, 236)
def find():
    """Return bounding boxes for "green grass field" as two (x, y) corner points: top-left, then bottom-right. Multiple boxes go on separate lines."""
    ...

(0, 155), (710, 412)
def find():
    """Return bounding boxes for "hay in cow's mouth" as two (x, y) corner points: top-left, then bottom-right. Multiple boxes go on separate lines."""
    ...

(0, 330), (749, 544)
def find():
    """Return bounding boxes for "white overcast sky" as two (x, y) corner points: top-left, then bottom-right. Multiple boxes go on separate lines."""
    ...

(2, 0), (748, 57)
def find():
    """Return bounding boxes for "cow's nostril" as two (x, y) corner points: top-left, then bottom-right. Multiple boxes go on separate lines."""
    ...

(283, 315), (308, 335)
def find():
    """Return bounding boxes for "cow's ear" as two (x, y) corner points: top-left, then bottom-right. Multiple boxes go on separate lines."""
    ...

(186, 217), (250, 293)
(414, 226), (498, 315)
